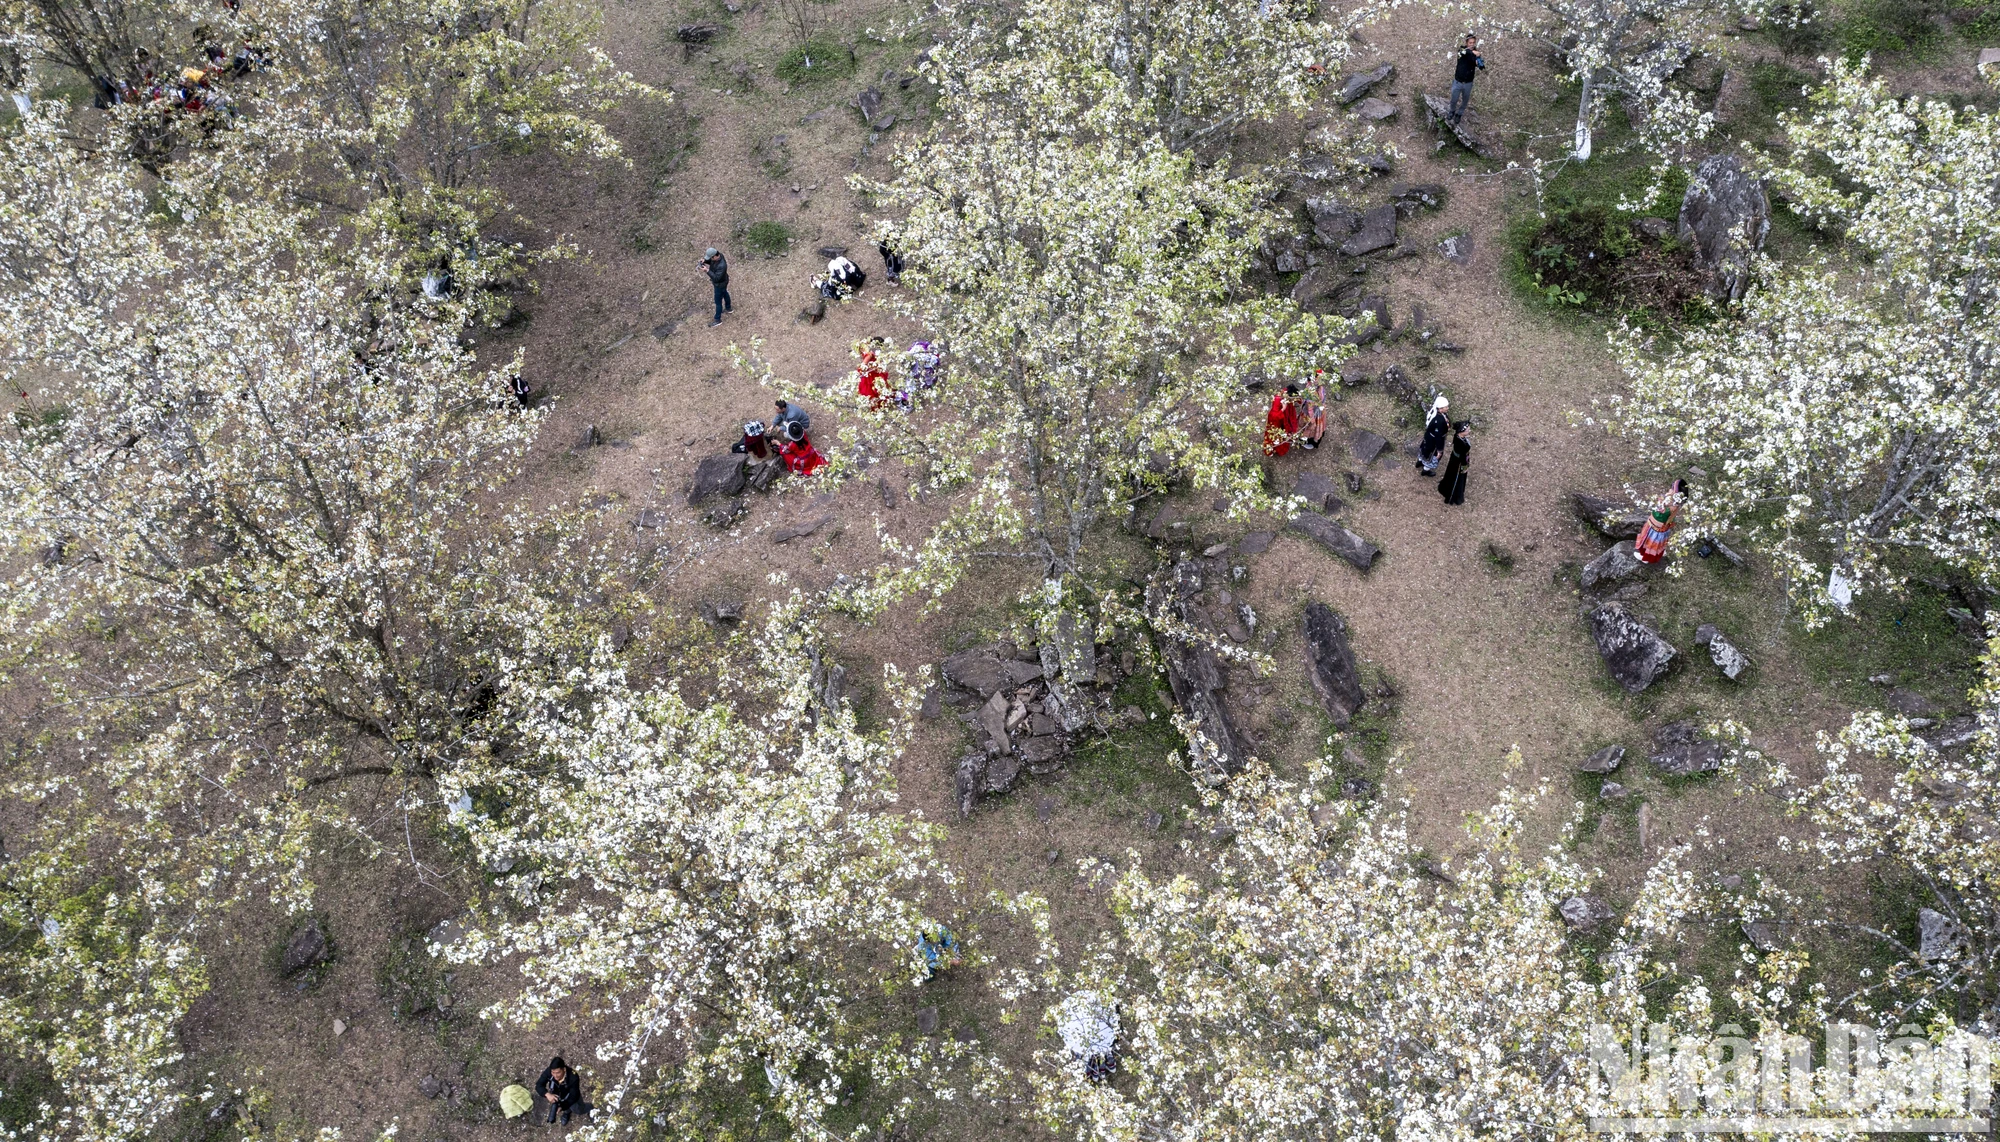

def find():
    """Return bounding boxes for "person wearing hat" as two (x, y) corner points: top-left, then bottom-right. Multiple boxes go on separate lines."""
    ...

(698, 247), (731, 327)
(731, 419), (771, 460)
(535, 1056), (581, 1125)
(1417, 394), (1451, 476)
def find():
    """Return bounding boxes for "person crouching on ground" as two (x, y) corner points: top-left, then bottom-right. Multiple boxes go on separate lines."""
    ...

(536, 1057), (581, 1125)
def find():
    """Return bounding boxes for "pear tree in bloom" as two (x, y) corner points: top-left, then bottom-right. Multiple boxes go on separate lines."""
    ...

(1000, 758), (1661, 1140)
(1492, 0), (1770, 165)
(0, 107), (633, 1140)
(1744, 631), (2000, 1030)
(438, 596), (985, 1141)
(1610, 61), (2000, 623)
(923, 0), (1361, 153)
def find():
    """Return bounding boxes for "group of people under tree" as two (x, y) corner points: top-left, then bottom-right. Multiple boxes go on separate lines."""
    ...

(1264, 378), (1474, 506)
(733, 397), (827, 477)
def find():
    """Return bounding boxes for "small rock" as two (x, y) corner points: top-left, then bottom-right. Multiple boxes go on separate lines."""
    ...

(1389, 182), (1446, 214)
(1868, 673), (1895, 686)
(1599, 781), (1628, 801)
(1144, 810), (1164, 831)
(1237, 530), (1275, 555)
(1035, 796), (1055, 823)
(1438, 233), (1473, 265)
(1981, 47), (2000, 77)
(854, 88), (884, 124)
(281, 919), (331, 977)
(1342, 471), (1363, 494)
(1292, 472), (1343, 513)
(688, 454), (748, 504)
(419, 1075), (444, 1099)
(1918, 907), (1969, 963)
(800, 299), (826, 324)
(1339, 204), (1398, 257)
(676, 22), (722, 42)
(578, 423), (603, 448)
(1884, 688), (1935, 718)
(770, 513), (835, 544)
(332, 1018), (346, 1036)
(1579, 745), (1625, 774)
(1558, 895), (1615, 933)
(816, 245), (848, 258)
(1694, 624), (1749, 681)
(1340, 777), (1375, 799)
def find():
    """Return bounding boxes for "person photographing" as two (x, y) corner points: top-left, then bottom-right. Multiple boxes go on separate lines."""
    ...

(1449, 34), (1485, 125)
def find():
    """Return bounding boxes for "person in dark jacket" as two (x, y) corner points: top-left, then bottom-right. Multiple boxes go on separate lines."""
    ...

(536, 1057), (581, 1125)
(877, 240), (906, 283)
(1448, 34), (1485, 125)
(1436, 422), (1471, 505)
(772, 399), (811, 439)
(699, 247), (732, 327)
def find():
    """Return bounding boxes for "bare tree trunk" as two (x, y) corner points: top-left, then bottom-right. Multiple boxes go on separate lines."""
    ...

(1573, 70), (1596, 161)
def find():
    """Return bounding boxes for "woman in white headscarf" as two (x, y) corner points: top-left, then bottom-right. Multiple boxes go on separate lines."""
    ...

(1417, 394), (1451, 476)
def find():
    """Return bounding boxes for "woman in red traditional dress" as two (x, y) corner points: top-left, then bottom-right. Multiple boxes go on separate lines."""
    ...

(777, 420), (827, 476)
(1263, 384), (1302, 457)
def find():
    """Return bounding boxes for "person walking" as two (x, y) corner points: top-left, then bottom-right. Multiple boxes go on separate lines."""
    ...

(699, 247), (731, 327)
(1436, 421), (1471, 505)
(1448, 34), (1484, 125)
(1416, 394), (1451, 475)
(535, 1057), (582, 1126)
(1633, 478), (1685, 564)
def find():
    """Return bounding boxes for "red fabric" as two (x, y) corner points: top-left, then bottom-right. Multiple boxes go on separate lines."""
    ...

(1263, 393), (1300, 457)
(857, 361), (890, 411)
(740, 432), (770, 460)
(779, 435), (827, 476)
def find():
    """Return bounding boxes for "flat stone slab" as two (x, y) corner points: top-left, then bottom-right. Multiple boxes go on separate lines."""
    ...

(1339, 204), (1398, 257)
(1353, 97), (1398, 121)
(1348, 429), (1390, 464)
(1288, 512), (1379, 571)
(1338, 62), (1395, 104)
(1421, 92), (1502, 159)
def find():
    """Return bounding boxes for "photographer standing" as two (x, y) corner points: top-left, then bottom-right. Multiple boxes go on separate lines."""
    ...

(1449, 34), (1485, 125)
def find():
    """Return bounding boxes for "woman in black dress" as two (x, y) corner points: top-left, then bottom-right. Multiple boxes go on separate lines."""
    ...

(1436, 422), (1470, 505)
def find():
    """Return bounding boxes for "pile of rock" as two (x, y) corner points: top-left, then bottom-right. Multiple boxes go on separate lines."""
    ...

(686, 448), (799, 527)
(1145, 556), (1256, 782)
(944, 638), (1132, 816)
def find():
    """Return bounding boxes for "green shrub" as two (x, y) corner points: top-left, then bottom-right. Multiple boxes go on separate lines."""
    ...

(742, 221), (793, 256)
(1833, 0), (1951, 59)
(775, 39), (854, 85)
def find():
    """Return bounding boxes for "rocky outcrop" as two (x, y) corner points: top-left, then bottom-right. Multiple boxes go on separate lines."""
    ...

(1303, 603), (1366, 727)
(1422, 92), (1502, 158)
(1590, 604), (1677, 693)
(1147, 558), (1250, 780)
(1579, 744), (1625, 773)
(941, 647), (1045, 699)
(1679, 154), (1770, 302)
(1340, 204), (1399, 257)
(1559, 895), (1615, 932)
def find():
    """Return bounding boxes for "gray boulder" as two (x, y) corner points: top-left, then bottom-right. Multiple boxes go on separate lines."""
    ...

(1348, 429), (1391, 464)
(1438, 233), (1473, 265)
(1571, 492), (1648, 539)
(1421, 92), (1502, 158)
(1579, 744), (1625, 774)
(282, 919), (331, 976)
(1649, 721), (1724, 776)
(1678, 154), (1770, 302)
(1590, 604), (1677, 693)
(1303, 603), (1367, 727)
(941, 648), (1045, 698)
(1559, 895), (1615, 932)
(688, 454), (748, 503)
(1694, 623), (1749, 681)
(1292, 471), (1344, 513)
(1288, 512), (1379, 571)
(1581, 541), (1646, 588)
(1340, 204), (1398, 257)
(1390, 183), (1446, 214)
(1353, 96), (1398, 121)
(1918, 907), (1970, 963)
(1306, 197), (1362, 247)
(1337, 62), (1395, 104)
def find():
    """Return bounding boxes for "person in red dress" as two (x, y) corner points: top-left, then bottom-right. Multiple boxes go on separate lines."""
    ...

(777, 420), (827, 476)
(1263, 384), (1302, 457)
